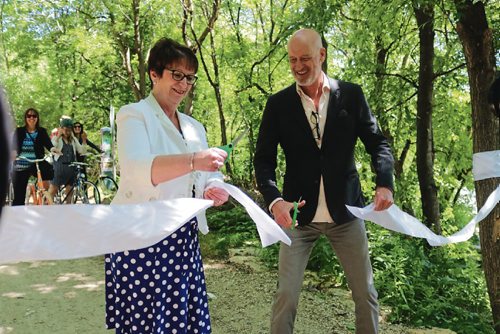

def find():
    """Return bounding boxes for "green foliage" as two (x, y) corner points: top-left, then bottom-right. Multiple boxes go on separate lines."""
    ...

(369, 223), (493, 334)
(304, 236), (346, 286)
(201, 201), (259, 259)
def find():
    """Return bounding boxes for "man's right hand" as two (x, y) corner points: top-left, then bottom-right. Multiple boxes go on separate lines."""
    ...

(271, 199), (306, 229)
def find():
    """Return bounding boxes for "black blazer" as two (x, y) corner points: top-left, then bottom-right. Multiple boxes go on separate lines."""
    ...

(254, 78), (394, 225)
(14, 126), (53, 158)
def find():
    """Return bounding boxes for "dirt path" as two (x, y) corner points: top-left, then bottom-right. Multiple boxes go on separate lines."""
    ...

(0, 256), (449, 334)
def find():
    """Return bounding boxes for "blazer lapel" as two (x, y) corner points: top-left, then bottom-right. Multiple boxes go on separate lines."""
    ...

(287, 85), (321, 149)
(322, 78), (341, 148)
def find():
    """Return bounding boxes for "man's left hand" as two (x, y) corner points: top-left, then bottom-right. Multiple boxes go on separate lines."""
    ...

(373, 187), (393, 211)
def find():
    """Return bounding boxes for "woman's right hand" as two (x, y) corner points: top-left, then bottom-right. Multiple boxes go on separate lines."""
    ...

(50, 147), (62, 156)
(193, 148), (227, 172)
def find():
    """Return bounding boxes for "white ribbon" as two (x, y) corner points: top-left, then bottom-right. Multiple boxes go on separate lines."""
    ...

(347, 185), (499, 246)
(1, 149), (496, 260)
(472, 150), (500, 181)
(0, 199), (212, 264)
(209, 180), (291, 247)
(0, 182), (290, 264)
(348, 150), (499, 246)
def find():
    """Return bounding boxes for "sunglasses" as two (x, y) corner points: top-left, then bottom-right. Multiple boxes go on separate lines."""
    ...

(26, 114), (38, 119)
(74, 125), (81, 128)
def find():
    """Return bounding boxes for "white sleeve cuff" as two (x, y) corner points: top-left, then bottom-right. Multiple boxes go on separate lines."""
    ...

(269, 197), (284, 213)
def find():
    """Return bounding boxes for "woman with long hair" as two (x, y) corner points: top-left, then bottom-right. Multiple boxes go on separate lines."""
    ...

(72, 121), (103, 162)
(11, 108), (54, 206)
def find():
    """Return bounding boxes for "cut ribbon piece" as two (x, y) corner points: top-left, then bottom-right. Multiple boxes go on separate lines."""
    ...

(0, 199), (212, 264)
(347, 185), (500, 246)
(472, 150), (500, 181)
(208, 180), (291, 247)
(0, 181), (291, 264)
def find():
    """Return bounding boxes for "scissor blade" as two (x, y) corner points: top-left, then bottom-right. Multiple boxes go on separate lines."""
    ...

(231, 128), (249, 147)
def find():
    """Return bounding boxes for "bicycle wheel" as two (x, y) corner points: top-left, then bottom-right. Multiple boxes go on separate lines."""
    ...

(41, 191), (53, 205)
(5, 182), (13, 206)
(26, 183), (35, 205)
(53, 185), (65, 204)
(73, 181), (100, 204)
(97, 176), (118, 204)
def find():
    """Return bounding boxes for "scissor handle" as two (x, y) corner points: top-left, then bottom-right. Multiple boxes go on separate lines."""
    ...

(291, 201), (299, 229)
(218, 143), (233, 163)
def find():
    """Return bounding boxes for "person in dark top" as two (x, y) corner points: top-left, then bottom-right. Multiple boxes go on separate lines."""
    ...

(11, 108), (54, 206)
(0, 88), (11, 217)
(253, 28), (394, 334)
(72, 121), (103, 163)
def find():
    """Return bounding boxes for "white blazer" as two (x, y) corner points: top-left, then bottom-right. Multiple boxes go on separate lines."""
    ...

(113, 94), (223, 232)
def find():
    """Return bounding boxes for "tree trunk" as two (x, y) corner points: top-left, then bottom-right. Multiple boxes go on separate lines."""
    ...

(132, 0), (146, 99)
(454, 1), (499, 331)
(414, 3), (441, 233)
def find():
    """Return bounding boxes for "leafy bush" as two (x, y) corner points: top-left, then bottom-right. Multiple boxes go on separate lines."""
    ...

(206, 199), (258, 237)
(201, 201), (259, 259)
(369, 223), (493, 334)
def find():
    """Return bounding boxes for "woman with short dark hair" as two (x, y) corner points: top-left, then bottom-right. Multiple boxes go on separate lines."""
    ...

(105, 37), (229, 333)
(11, 108), (54, 206)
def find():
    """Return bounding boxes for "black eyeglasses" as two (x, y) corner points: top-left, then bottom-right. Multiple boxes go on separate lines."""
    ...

(166, 69), (198, 85)
(26, 114), (38, 119)
(74, 125), (81, 128)
(310, 111), (321, 141)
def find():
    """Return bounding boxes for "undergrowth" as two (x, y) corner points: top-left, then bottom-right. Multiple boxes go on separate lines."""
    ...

(203, 202), (494, 334)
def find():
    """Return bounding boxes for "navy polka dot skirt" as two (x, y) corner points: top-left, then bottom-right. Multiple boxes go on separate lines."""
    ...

(105, 218), (211, 333)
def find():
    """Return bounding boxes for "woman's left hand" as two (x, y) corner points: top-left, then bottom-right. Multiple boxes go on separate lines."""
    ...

(204, 187), (229, 206)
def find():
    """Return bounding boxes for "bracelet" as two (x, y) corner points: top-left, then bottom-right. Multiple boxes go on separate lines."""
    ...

(189, 152), (195, 171)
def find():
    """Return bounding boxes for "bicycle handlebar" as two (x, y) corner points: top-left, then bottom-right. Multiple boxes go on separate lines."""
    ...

(16, 155), (51, 163)
(64, 161), (90, 167)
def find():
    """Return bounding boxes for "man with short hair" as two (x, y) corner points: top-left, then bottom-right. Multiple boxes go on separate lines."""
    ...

(254, 28), (394, 334)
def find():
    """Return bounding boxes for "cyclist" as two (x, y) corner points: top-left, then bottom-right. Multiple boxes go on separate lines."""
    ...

(11, 108), (54, 206)
(72, 121), (103, 179)
(73, 121), (103, 162)
(47, 116), (87, 203)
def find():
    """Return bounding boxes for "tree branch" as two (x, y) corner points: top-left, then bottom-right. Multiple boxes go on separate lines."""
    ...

(434, 62), (466, 79)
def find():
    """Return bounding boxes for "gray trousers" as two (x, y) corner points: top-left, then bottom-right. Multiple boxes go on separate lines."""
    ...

(270, 219), (378, 334)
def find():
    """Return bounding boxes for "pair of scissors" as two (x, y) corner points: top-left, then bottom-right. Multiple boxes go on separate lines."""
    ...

(218, 128), (249, 163)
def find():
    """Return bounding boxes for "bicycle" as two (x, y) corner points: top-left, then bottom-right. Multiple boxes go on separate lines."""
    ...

(4, 179), (14, 206)
(80, 153), (119, 204)
(96, 175), (118, 204)
(54, 162), (100, 204)
(16, 155), (53, 205)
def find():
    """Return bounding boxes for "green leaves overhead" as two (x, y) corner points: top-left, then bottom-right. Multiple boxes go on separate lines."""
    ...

(0, 0), (497, 214)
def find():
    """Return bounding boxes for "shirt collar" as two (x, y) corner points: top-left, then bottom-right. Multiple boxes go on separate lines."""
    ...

(296, 72), (330, 99)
